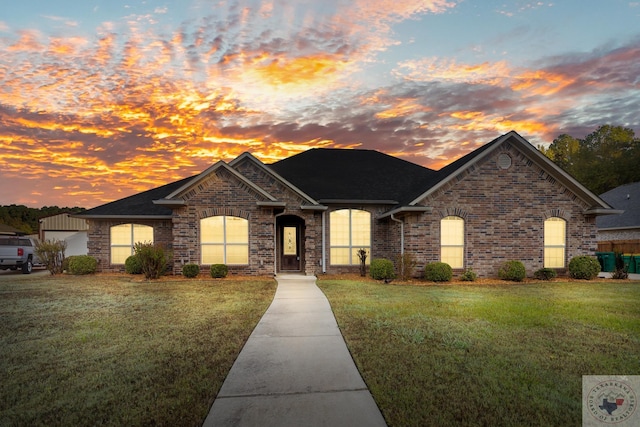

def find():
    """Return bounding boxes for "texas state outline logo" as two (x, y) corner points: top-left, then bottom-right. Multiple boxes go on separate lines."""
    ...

(584, 377), (637, 425)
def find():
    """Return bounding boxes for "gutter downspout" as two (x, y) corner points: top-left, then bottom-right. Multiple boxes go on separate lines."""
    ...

(322, 210), (327, 273)
(390, 213), (404, 255)
(391, 213), (404, 278)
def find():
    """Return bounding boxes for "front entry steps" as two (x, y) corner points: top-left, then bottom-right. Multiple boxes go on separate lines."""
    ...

(275, 273), (317, 283)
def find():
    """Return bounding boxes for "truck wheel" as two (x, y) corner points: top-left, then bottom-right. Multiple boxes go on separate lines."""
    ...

(22, 258), (33, 274)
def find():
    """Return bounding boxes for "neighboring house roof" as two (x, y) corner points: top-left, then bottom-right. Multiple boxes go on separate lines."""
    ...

(596, 182), (640, 230)
(79, 176), (195, 219)
(269, 148), (437, 204)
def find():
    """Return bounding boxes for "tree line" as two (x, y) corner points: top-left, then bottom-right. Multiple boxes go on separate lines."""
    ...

(538, 125), (640, 195)
(0, 205), (85, 235)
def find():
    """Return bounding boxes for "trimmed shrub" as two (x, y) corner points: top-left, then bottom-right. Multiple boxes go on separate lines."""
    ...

(568, 256), (600, 280)
(34, 239), (67, 275)
(460, 268), (478, 282)
(395, 253), (417, 281)
(68, 255), (98, 275)
(210, 264), (228, 279)
(370, 258), (396, 281)
(182, 263), (200, 278)
(498, 260), (526, 282)
(125, 255), (143, 274)
(134, 242), (172, 280)
(424, 262), (453, 282)
(534, 268), (557, 281)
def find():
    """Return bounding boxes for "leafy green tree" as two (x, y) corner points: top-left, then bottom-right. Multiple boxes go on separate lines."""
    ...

(540, 125), (640, 194)
(539, 134), (580, 170)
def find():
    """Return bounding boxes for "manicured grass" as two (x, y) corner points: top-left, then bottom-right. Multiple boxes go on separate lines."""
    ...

(317, 279), (640, 427)
(0, 274), (276, 426)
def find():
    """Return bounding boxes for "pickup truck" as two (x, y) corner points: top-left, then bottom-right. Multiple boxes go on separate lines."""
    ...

(0, 236), (37, 274)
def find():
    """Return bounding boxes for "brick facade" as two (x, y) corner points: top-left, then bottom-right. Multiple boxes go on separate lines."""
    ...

(85, 133), (606, 278)
(404, 143), (597, 277)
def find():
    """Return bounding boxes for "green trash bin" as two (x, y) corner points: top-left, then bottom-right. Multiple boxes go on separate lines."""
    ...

(632, 255), (640, 275)
(595, 252), (616, 272)
(622, 254), (636, 274)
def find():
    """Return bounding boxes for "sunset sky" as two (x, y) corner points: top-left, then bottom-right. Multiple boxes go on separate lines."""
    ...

(1, 0), (639, 208)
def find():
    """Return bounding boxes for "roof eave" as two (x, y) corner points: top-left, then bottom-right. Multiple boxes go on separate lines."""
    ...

(257, 201), (287, 208)
(301, 205), (328, 211)
(153, 199), (186, 207)
(598, 225), (640, 231)
(74, 214), (173, 220)
(585, 208), (624, 216)
(378, 206), (432, 219)
(317, 199), (399, 205)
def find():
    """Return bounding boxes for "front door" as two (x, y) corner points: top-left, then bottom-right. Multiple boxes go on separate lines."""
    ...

(281, 225), (301, 271)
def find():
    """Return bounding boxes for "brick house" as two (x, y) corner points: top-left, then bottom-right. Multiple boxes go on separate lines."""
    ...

(77, 131), (618, 277)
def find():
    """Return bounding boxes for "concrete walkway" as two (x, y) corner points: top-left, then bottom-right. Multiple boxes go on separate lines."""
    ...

(203, 275), (387, 427)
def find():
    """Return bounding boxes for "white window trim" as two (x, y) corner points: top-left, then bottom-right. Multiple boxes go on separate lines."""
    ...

(201, 216), (249, 265)
(330, 209), (371, 266)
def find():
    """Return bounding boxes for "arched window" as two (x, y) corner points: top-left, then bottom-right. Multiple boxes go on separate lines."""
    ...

(544, 217), (566, 268)
(110, 224), (154, 264)
(330, 209), (371, 265)
(441, 216), (464, 269)
(201, 216), (249, 265)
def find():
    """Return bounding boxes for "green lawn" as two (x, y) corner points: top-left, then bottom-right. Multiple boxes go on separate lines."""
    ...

(317, 279), (640, 427)
(0, 274), (276, 426)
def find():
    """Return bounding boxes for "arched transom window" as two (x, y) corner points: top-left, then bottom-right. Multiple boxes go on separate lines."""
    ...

(544, 217), (566, 268)
(440, 216), (464, 269)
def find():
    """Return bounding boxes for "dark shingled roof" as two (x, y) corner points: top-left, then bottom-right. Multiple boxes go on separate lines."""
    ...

(79, 175), (195, 217)
(596, 182), (640, 229)
(268, 148), (438, 204)
(432, 135), (502, 182)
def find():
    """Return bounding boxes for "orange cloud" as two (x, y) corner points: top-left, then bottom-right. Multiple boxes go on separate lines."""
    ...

(376, 98), (432, 119)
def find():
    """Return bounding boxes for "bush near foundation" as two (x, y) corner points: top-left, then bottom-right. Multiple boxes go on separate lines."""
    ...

(68, 255), (98, 275)
(134, 243), (171, 280)
(370, 258), (396, 281)
(34, 239), (67, 275)
(460, 268), (478, 282)
(182, 264), (200, 278)
(210, 264), (228, 278)
(125, 255), (143, 274)
(534, 268), (557, 281)
(424, 262), (453, 282)
(498, 260), (526, 282)
(568, 256), (600, 280)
